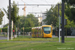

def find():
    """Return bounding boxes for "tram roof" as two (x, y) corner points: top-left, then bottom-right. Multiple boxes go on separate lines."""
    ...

(32, 26), (42, 29)
(32, 25), (52, 29)
(42, 25), (52, 27)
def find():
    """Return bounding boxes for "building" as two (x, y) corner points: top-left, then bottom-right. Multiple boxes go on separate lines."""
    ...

(42, 13), (46, 25)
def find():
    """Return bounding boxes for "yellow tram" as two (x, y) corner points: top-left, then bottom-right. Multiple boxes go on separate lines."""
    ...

(32, 25), (53, 38)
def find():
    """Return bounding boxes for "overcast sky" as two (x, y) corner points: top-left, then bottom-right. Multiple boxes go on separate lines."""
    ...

(0, 0), (61, 27)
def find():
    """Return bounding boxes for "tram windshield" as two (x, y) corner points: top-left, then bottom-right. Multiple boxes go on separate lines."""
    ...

(43, 27), (51, 34)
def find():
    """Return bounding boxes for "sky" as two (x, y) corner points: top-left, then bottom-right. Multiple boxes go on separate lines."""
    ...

(0, 0), (61, 28)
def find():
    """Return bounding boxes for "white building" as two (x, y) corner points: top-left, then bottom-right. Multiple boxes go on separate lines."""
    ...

(38, 16), (42, 23)
(42, 13), (46, 25)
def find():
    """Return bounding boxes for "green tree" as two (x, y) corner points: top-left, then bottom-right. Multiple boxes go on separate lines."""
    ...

(64, 0), (75, 23)
(44, 5), (59, 27)
(64, 0), (75, 5)
(19, 14), (38, 28)
(64, 13), (75, 28)
(0, 9), (4, 24)
(17, 14), (38, 32)
(27, 14), (38, 26)
(24, 18), (34, 27)
(3, 1), (19, 34)
(44, 3), (75, 28)
(18, 16), (34, 28)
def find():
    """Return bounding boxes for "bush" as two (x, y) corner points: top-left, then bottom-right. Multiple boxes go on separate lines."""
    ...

(64, 28), (72, 36)
(2, 27), (8, 32)
(21, 27), (32, 32)
(0, 28), (2, 32)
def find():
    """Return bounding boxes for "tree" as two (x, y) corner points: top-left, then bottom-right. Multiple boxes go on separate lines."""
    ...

(64, 0), (75, 23)
(17, 14), (39, 32)
(44, 3), (75, 28)
(65, 4), (75, 22)
(27, 14), (39, 26)
(64, 0), (75, 5)
(24, 18), (34, 27)
(0, 9), (4, 24)
(44, 5), (59, 27)
(3, 1), (19, 35)
(64, 13), (75, 28)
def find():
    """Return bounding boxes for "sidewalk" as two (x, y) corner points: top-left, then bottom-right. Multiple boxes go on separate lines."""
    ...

(52, 35), (75, 38)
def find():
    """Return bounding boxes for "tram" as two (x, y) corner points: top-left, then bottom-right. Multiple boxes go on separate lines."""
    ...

(32, 25), (53, 38)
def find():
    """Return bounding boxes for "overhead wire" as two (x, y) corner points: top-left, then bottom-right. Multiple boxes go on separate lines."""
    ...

(44, 0), (49, 4)
(40, 0), (56, 6)
(29, 0), (40, 3)
(52, 0), (56, 4)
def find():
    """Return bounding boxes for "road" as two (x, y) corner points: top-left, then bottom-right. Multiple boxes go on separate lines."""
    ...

(52, 35), (75, 38)
(0, 36), (7, 40)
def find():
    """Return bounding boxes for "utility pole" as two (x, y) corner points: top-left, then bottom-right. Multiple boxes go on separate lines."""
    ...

(9, 0), (11, 39)
(61, 0), (64, 43)
(58, 4), (60, 42)
(23, 27), (24, 36)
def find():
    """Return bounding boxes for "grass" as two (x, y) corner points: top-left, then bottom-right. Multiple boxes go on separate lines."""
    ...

(0, 34), (4, 36)
(0, 36), (75, 50)
(12, 36), (58, 41)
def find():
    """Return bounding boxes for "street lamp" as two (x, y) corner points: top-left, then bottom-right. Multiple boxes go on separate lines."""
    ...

(58, 4), (61, 42)
(23, 27), (24, 36)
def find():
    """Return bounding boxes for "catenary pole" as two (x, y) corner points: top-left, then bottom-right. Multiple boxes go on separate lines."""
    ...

(9, 0), (11, 39)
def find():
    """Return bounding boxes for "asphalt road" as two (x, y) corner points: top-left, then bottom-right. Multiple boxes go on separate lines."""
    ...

(52, 35), (75, 38)
(0, 36), (7, 40)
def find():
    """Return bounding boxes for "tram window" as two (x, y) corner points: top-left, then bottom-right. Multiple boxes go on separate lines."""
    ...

(43, 27), (51, 34)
